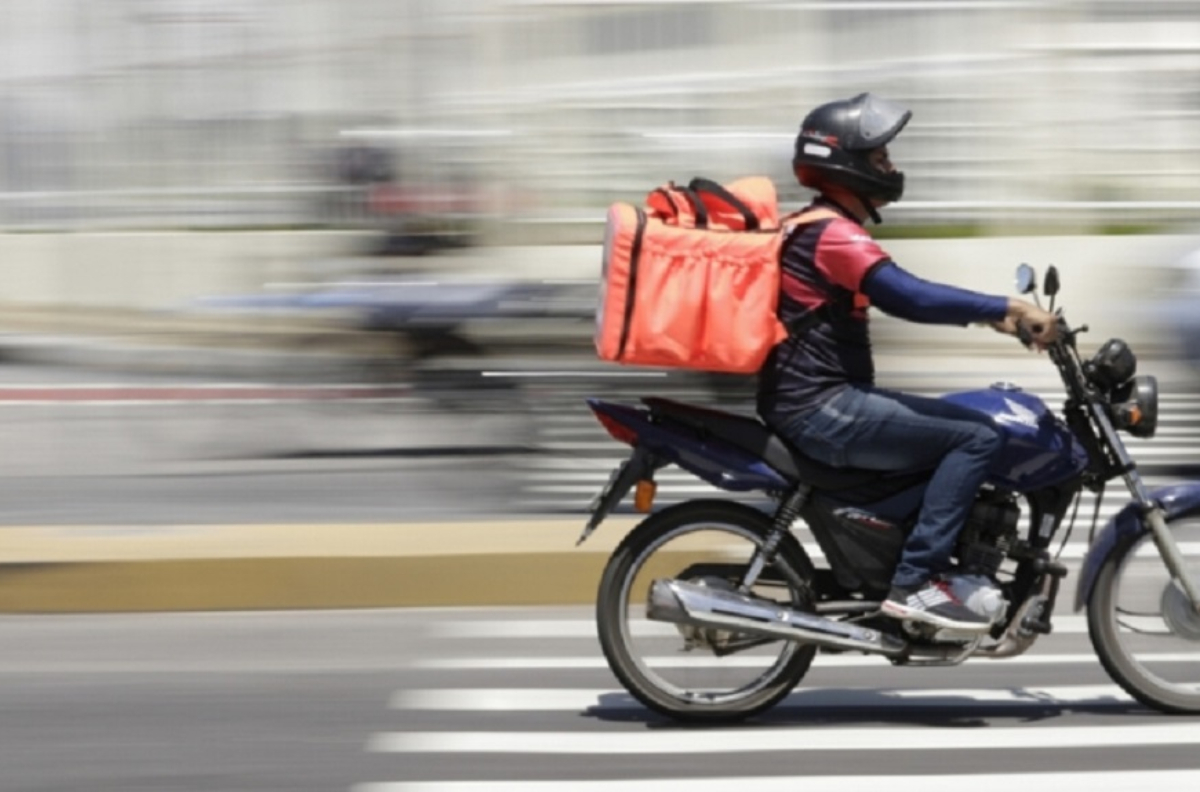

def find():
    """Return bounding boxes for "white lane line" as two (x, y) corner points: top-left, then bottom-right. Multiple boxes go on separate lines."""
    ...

(368, 721), (1200, 754)
(0, 399), (356, 407)
(428, 615), (1099, 640)
(413, 652), (1194, 670)
(392, 684), (1132, 711)
(431, 620), (668, 638)
(355, 769), (1200, 792)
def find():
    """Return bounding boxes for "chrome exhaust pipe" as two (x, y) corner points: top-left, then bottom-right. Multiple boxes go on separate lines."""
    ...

(647, 578), (906, 657)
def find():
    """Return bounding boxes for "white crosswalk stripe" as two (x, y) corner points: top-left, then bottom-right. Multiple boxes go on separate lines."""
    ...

(427, 615), (1101, 638)
(358, 771), (1200, 792)
(390, 684), (1138, 711)
(371, 722), (1200, 754)
(354, 611), (1200, 790)
(410, 652), (1200, 670)
(409, 653), (1196, 670)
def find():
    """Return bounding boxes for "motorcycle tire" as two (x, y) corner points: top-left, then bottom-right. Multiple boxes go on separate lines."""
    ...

(1088, 514), (1200, 714)
(596, 499), (818, 723)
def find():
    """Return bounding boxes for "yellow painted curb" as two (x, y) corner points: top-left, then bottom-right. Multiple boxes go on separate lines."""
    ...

(0, 553), (612, 612)
(0, 519), (648, 612)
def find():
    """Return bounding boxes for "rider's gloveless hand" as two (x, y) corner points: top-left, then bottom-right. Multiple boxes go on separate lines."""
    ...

(1003, 299), (1059, 349)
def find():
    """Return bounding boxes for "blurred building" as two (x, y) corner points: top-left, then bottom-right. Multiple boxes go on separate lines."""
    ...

(2, 0), (1200, 237)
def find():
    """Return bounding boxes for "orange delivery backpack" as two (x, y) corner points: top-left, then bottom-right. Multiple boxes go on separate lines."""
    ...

(595, 175), (833, 374)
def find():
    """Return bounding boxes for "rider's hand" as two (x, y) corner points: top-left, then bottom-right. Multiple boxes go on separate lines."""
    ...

(999, 299), (1059, 350)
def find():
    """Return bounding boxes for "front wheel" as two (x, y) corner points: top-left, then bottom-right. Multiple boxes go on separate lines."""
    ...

(596, 499), (818, 723)
(1088, 512), (1200, 713)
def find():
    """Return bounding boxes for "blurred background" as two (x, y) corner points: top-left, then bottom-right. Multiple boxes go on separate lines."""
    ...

(5, 0), (1200, 235)
(8, 8), (1200, 789)
(3, 0), (1200, 509)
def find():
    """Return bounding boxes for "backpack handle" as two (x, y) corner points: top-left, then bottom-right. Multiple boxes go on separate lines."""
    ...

(648, 184), (710, 228)
(688, 177), (758, 231)
(679, 186), (709, 228)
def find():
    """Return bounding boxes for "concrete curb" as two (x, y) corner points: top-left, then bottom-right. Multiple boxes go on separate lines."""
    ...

(0, 518), (643, 613)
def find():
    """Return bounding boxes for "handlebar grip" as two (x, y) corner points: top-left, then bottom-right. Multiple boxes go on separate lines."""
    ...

(1016, 321), (1036, 349)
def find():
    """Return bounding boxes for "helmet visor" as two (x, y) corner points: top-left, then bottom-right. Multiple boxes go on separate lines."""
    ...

(852, 94), (912, 150)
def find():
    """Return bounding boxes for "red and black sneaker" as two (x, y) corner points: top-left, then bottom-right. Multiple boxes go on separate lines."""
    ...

(881, 578), (993, 632)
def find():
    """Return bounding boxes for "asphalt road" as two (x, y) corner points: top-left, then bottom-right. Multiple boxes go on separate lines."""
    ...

(2, 607), (1198, 792)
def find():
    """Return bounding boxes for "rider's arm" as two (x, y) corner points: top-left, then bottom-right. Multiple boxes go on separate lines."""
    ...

(861, 261), (1009, 326)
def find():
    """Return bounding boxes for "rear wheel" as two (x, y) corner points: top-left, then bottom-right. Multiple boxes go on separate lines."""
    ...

(596, 499), (817, 723)
(1088, 512), (1200, 712)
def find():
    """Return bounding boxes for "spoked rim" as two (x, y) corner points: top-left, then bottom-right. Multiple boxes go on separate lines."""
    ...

(1092, 528), (1200, 708)
(615, 520), (808, 707)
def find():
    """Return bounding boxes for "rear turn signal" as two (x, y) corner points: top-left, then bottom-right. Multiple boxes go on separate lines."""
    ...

(634, 480), (657, 512)
(594, 412), (639, 446)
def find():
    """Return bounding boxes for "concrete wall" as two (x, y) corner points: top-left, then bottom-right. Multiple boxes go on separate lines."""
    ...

(0, 230), (1194, 348)
(0, 231), (365, 310)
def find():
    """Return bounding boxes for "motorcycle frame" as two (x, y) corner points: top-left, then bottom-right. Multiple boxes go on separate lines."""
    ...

(584, 397), (1080, 632)
(584, 300), (1200, 619)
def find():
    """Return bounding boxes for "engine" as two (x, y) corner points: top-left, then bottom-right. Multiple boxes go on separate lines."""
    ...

(955, 489), (1020, 578)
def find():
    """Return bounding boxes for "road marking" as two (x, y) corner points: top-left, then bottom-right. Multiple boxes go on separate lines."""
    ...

(427, 615), (1102, 639)
(411, 651), (1199, 670)
(355, 770), (1200, 792)
(368, 721), (1200, 754)
(391, 684), (1133, 711)
(0, 384), (417, 405)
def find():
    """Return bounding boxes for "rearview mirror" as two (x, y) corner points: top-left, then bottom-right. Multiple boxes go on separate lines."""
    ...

(1044, 265), (1060, 298)
(1016, 263), (1038, 295)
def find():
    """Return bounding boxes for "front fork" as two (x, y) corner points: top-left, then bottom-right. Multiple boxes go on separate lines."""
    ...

(1144, 504), (1200, 613)
(1100, 400), (1200, 613)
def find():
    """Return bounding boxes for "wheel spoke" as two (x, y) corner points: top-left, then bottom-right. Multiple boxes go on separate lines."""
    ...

(620, 523), (796, 701)
(596, 502), (817, 722)
(1090, 515), (1200, 711)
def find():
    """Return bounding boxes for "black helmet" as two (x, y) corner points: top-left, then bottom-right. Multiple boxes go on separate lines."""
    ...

(792, 92), (912, 204)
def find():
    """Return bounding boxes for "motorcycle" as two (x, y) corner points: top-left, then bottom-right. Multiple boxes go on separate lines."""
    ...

(579, 263), (1200, 723)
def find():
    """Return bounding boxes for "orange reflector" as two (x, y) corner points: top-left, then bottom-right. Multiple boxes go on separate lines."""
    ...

(1128, 405), (1143, 425)
(634, 480), (657, 513)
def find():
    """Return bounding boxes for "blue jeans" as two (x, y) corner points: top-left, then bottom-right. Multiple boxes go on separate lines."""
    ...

(766, 385), (1003, 590)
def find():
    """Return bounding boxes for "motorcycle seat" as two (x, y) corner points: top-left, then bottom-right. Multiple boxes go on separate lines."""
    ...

(642, 397), (888, 491)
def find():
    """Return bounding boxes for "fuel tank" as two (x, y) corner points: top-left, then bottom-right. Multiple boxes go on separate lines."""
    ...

(943, 383), (1089, 492)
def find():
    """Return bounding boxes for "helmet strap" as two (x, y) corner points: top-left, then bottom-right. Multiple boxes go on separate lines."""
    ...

(861, 196), (883, 225)
(816, 193), (858, 221)
(818, 191), (882, 226)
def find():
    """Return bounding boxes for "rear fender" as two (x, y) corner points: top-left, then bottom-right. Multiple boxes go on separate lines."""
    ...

(586, 399), (792, 493)
(1074, 482), (1200, 610)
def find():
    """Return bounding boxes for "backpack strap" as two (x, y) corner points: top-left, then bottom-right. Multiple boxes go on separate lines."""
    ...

(780, 207), (840, 228)
(777, 207), (844, 337)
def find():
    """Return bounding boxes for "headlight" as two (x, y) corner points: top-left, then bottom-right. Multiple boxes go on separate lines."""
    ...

(1086, 338), (1137, 391)
(1111, 375), (1158, 438)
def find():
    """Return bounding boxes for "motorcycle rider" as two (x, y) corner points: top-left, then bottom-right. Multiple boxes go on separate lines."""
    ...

(758, 92), (1059, 632)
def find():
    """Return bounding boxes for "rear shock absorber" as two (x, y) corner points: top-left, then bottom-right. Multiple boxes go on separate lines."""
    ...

(739, 484), (813, 591)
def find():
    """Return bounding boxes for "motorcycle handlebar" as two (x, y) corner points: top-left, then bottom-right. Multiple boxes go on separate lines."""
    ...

(1016, 321), (1037, 349)
(1016, 314), (1072, 351)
